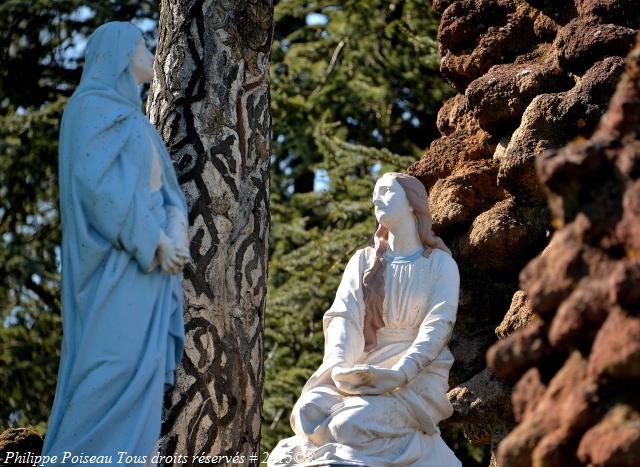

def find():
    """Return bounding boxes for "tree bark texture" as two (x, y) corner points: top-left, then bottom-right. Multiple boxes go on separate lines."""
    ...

(147, 0), (273, 464)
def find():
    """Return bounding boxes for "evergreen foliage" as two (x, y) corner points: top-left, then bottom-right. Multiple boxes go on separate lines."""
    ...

(270, 0), (448, 195)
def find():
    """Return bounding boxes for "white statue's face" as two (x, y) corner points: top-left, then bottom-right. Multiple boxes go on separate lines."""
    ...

(372, 174), (413, 227)
(130, 38), (154, 84)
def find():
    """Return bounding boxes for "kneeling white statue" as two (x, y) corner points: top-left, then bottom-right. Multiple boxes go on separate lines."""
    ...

(269, 172), (462, 467)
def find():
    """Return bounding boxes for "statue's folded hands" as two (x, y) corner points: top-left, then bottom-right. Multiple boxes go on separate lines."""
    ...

(155, 230), (190, 274)
(332, 365), (406, 395)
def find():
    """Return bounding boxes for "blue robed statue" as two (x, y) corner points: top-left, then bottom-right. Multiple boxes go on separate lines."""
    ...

(41, 22), (189, 466)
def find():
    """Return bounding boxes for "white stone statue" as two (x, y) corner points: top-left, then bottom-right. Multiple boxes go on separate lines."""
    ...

(268, 172), (462, 467)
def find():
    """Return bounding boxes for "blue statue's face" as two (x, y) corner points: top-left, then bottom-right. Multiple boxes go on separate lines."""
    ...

(372, 174), (413, 227)
(130, 38), (154, 84)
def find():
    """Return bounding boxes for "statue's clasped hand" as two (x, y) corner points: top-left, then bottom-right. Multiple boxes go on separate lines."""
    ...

(331, 364), (406, 396)
(157, 230), (190, 274)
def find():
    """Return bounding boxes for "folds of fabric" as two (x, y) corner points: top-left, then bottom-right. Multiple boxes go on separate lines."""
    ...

(269, 248), (462, 467)
(41, 22), (187, 467)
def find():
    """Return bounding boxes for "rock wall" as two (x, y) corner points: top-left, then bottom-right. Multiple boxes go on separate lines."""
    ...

(487, 31), (640, 467)
(0, 428), (43, 466)
(407, 0), (639, 452)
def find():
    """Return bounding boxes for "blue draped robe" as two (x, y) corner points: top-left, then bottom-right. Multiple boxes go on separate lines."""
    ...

(41, 22), (187, 466)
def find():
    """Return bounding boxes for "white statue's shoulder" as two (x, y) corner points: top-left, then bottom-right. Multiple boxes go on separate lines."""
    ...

(429, 248), (460, 281)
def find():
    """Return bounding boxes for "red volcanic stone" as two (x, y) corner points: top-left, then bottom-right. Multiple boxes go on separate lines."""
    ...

(554, 18), (636, 74)
(496, 290), (535, 339)
(519, 216), (590, 318)
(432, 0), (457, 15)
(467, 58), (572, 131)
(588, 308), (640, 382)
(609, 259), (640, 312)
(536, 141), (612, 225)
(559, 379), (603, 437)
(532, 10), (558, 39)
(548, 279), (611, 349)
(597, 39), (640, 139)
(419, 0), (640, 462)
(435, 94), (468, 136)
(497, 352), (588, 467)
(498, 56), (626, 203)
(415, 3), (640, 461)
(457, 197), (548, 273)
(496, 420), (541, 467)
(575, 0), (640, 28)
(447, 367), (512, 425)
(532, 428), (581, 467)
(429, 161), (507, 232)
(577, 405), (640, 467)
(438, 0), (513, 52)
(0, 428), (43, 464)
(616, 140), (640, 180)
(407, 121), (495, 191)
(461, 422), (493, 445)
(448, 325), (500, 386)
(614, 180), (640, 255)
(487, 317), (551, 380)
(511, 367), (546, 423)
(439, 1), (541, 91)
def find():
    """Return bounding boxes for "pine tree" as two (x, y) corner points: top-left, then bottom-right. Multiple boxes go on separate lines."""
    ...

(147, 0), (273, 459)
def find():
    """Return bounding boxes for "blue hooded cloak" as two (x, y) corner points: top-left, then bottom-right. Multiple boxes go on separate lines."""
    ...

(41, 21), (187, 465)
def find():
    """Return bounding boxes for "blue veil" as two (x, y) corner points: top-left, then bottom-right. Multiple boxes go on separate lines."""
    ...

(42, 22), (187, 466)
(77, 21), (143, 108)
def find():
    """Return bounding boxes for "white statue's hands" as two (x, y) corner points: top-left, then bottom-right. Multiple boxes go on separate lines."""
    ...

(157, 230), (190, 274)
(331, 365), (357, 394)
(332, 365), (406, 395)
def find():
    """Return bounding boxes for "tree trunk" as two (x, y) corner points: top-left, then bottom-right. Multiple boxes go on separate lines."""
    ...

(146, 1), (273, 464)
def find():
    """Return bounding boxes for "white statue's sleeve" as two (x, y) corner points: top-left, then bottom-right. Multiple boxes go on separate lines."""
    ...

(322, 249), (367, 369)
(393, 252), (460, 382)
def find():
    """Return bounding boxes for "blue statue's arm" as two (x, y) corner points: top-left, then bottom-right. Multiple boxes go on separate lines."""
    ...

(71, 114), (162, 271)
(116, 188), (163, 271)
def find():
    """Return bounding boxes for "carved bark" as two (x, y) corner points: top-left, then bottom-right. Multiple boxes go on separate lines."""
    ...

(147, 0), (273, 464)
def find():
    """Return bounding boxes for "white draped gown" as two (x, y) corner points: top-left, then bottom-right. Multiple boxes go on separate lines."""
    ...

(268, 246), (462, 467)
